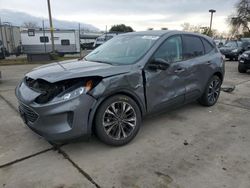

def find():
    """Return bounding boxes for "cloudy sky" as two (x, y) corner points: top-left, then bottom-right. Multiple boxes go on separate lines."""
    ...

(0, 0), (238, 32)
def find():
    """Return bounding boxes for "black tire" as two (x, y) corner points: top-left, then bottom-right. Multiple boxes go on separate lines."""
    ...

(199, 75), (222, 107)
(238, 64), (247, 73)
(95, 95), (141, 146)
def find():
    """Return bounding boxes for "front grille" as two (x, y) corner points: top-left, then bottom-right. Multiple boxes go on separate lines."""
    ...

(19, 103), (39, 123)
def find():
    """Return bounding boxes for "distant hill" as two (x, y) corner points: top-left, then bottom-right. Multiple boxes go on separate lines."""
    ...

(0, 9), (99, 31)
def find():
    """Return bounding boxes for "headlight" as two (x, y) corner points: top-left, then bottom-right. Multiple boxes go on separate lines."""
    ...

(62, 86), (86, 100)
(231, 49), (238, 53)
(242, 53), (249, 58)
(52, 80), (93, 103)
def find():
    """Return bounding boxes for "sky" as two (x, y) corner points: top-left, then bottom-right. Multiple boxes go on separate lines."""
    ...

(0, 0), (238, 32)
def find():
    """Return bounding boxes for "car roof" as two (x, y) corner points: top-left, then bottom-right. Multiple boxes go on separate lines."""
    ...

(121, 30), (210, 37)
(120, 30), (178, 37)
(120, 30), (214, 43)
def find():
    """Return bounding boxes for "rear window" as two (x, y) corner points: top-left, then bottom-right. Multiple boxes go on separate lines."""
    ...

(183, 35), (204, 59)
(242, 41), (250, 48)
(225, 41), (238, 48)
(201, 38), (214, 54)
(61, 39), (70, 45)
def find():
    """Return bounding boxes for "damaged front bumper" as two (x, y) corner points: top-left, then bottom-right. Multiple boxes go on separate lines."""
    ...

(15, 81), (97, 142)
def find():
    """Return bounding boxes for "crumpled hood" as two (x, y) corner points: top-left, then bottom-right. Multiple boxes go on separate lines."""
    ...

(26, 59), (131, 83)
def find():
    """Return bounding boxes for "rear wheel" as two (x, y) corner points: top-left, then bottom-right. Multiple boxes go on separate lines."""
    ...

(95, 95), (141, 146)
(238, 64), (247, 73)
(199, 75), (222, 106)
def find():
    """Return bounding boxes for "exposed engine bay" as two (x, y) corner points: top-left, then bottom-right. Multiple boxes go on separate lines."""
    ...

(24, 76), (101, 104)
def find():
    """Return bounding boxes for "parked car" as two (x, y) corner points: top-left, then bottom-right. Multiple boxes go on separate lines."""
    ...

(219, 40), (250, 61)
(93, 33), (119, 48)
(238, 50), (250, 73)
(16, 30), (224, 146)
(214, 39), (226, 48)
(241, 38), (250, 42)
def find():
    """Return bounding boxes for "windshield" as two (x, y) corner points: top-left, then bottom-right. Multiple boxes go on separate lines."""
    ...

(85, 35), (159, 65)
(224, 41), (239, 48)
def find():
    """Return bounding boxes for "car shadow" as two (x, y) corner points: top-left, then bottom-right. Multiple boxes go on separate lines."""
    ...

(61, 101), (201, 150)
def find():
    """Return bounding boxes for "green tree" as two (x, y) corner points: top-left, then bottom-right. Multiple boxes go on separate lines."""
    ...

(201, 27), (213, 37)
(229, 0), (250, 35)
(109, 24), (134, 33)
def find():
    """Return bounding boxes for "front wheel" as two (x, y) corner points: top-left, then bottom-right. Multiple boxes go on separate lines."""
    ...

(199, 75), (222, 106)
(95, 95), (141, 146)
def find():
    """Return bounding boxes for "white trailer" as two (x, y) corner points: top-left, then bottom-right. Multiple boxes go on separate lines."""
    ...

(0, 24), (22, 57)
(21, 29), (80, 55)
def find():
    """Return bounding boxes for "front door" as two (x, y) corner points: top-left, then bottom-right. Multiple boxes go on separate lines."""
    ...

(144, 35), (188, 113)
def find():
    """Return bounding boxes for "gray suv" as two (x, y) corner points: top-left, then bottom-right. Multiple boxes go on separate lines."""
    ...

(16, 30), (224, 146)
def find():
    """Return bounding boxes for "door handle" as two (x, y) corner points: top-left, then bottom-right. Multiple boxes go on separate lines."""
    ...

(206, 61), (212, 65)
(174, 68), (185, 73)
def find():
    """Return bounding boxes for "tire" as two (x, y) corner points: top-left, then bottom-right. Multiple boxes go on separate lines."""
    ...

(199, 75), (222, 107)
(238, 64), (247, 73)
(95, 95), (142, 146)
(0, 54), (4, 59)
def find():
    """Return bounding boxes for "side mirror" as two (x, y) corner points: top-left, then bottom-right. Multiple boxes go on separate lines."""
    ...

(148, 58), (170, 70)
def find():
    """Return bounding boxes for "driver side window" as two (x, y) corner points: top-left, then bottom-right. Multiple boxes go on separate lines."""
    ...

(153, 36), (183, 63)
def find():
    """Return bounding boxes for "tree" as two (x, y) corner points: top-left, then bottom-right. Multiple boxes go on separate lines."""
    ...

(201, 27), (213, 37)
(22, 21), (38, 29)
(181, 22), (201, 33)
(228, 0), (250, 35)
(109, 24), (134, 33)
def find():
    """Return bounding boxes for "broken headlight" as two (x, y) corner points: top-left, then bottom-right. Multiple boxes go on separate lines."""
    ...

(28, 77), (100, 104)
(51, 80), (93, 103)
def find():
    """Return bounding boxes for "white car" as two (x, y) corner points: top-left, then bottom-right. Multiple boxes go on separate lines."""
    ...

(93, 33), (119, 48)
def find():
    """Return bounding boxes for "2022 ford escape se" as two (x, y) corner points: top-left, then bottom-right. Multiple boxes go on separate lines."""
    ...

(16, 30), (224, 146)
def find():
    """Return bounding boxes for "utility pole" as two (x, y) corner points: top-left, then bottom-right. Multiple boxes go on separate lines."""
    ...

(47, 0), (55, 53)
(105, 25), (107, 40)
(79, 23), (82, 58)
(42, 20), (47, 53)
(209, 9), (216, 35)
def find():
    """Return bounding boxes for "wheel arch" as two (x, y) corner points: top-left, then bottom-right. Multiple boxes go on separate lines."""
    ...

(87, 89), (146, 135)
(213, 71), (223, 82)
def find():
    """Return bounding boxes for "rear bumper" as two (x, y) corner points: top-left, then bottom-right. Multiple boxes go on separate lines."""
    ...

(16, 82), (97, 142)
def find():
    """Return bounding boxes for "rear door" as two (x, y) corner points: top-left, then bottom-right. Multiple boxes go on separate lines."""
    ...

(181, 35), (213, 103)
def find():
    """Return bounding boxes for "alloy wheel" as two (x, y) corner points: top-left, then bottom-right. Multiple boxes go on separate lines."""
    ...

(208, 79), (221, 104)
(102, 101), (137, 140)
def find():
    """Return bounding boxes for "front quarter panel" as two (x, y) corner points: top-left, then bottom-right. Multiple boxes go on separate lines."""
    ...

(89, 69), (146, 112)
